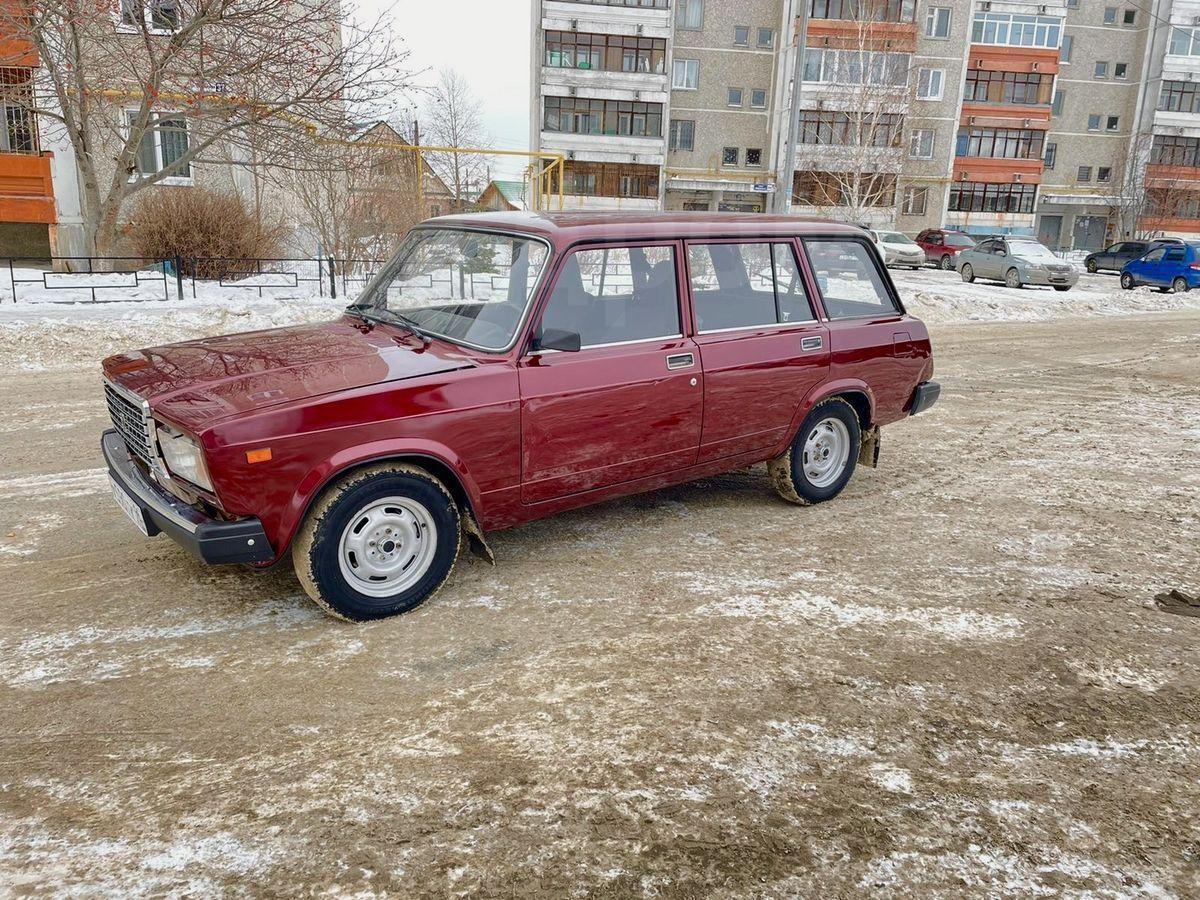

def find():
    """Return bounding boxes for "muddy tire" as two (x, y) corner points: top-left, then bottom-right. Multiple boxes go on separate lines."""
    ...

(1120, 272), (1135, 290)
(768, 398), (861, 506)
(292, 463), (460, 622)
(940, 254), (954, 271)
(960, 263), (974, 283)
(1086, 259), (1098, 273)
(1173, 277), (1189, 294)
(1005, 267), (1022, 289)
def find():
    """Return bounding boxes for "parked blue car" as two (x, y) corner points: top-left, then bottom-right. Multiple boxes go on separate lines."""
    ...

(1120, 242), (1200, 293)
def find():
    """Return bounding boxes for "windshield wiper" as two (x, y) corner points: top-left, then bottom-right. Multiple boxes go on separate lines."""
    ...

(369, 307), (432, 346)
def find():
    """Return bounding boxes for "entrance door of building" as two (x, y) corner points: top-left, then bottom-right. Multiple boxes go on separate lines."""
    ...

(1037, 215), (1063, 250)
(1072, 216), (1107, 251)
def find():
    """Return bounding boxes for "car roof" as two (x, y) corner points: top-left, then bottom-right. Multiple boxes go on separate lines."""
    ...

(422, 210), (868, 245)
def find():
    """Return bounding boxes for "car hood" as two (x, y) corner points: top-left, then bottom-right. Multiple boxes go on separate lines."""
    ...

(102, 316), (475, 432)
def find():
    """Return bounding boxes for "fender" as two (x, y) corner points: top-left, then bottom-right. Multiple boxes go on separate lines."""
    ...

(775, 377), (876, 457)
(275, 438), (487, 557)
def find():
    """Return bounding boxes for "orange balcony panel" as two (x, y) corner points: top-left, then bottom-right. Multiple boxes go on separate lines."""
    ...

(1145, 164), (1200, 188)
(806, 20), (917, 53)
(952, 157), (1043, 185)
(0, 153), (56, 225)
(0, 0), (38, 66)
(1140, 216), (1200, 235)
(959, 103), (1052, 129)
(967, 45), (1059, 76)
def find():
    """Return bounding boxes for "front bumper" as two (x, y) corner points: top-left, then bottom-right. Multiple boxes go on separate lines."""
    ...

(909, 381), (941, 416)
(1024, 268), (1078, 287)
(102, 429), (274, 564)
(885, 252), (926, 266)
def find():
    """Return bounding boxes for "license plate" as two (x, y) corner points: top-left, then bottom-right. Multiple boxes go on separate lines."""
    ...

(109, 475), (150, 536)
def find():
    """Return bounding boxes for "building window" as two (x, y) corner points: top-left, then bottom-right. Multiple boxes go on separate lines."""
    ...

(673, 59), (699, 90)
(757, 28), (774, 48)
(811, 0), (916, 24)
(125, 110), (190, 181)
(1151, 135), (1200, 167)
(1044, 142), (1057, 170)
(727, 87), (743, 106)
(964, 69), (1053, 105)
(1052, 89), (1065, 115)
(793, 171), (897, 208)
(1087, 113), (1100, 130)
(120, 0), (181, 31)
(676, 0), (703, 30)
(544, 32), (667, 74)
(549, 161), (660, 200)
(669, 119), (695, 151)
(543, 97), (664, 137)
(948, 182), (1037, 213)
(1159, 80), (1200, 114)
(971, 12), (1061, 48)
(916, 68), (945, 100)
(909, 129), (935, 158)
(0, 69), (38, 154)
(1094, 61), (1108, 78)
(798, 110), (904, 147)
(1097, 166), (1111, 183)
(802, 48), (909, 86)
(734, 25), (749, 46)
(1103, 7), (1116, 24)
(1077, 166), (1092, 182)
(1060, 33), (1073, 62)
(750, 88), (767, 108)
(1171, 27), (1200, 56)
(1114, 62), (1127, 78)
(902, 186), (928, 216)
(1106, 115), (1119, 131)
(746, 148), (762, 167)
(1122, 9), (1135, 25)
(954, 127), (1045, 161)
(1066, 0), (1078, 8)
(925, 7), (951, 39)
(723, 147), (739, 166)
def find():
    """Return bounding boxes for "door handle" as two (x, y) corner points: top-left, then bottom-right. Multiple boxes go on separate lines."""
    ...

(666, 352), (694, 370)
(800, 335), (823, 352)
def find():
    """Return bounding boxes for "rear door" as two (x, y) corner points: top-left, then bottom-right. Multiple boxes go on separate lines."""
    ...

(1160, 245), (1188, 285)
(517, 241), (703, 504)
(685, 240), (829, 463)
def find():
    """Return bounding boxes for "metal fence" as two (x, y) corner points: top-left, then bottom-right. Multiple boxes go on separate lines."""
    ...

(0, 255), (386, 303)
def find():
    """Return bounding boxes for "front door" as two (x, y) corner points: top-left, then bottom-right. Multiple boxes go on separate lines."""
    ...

(1072, 215), (1107, 251)
(518, 242), (703, 504)
(685, 240), (829, 462)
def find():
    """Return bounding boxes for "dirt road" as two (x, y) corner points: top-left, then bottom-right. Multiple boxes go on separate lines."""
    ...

(2, 312), (1198, 897)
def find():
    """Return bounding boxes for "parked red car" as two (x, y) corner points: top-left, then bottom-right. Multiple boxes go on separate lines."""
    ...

(102, 213), (939, 621)
(915, 228), (977, 270)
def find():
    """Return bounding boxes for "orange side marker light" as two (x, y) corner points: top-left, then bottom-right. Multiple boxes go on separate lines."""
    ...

(245, 448), (273, 464)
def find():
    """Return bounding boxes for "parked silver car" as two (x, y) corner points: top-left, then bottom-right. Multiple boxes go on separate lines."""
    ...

(956, 237), (1078, 291)
(869, 230), (926, 269)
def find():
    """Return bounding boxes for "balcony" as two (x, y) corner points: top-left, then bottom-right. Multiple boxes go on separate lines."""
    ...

(960, 104), (1051, 129)
(1145, 164), (1200, 189)
(966, 45), (1059, 76)
(952, 158), (1042, 185)
(541, 68), (668, 102)
(542, 0), (671, 37)
(806, 20), (917, 53)
(1153, 108), (1200, 138)
(0, 152), (56, 225)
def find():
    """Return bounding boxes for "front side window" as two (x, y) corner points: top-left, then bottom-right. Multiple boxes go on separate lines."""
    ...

(363, 229), (549, 351)
(687, 243), (813, 331)
(803, 240), (898, 319)
(539, 246), (680, 348)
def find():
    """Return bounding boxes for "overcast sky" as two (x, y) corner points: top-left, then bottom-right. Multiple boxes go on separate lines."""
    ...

(363, 0), (533, 179)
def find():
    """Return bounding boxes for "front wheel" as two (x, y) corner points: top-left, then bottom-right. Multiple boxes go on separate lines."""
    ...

(768, 398), (861, 506)
(960, 263), (975, 283)
(1173, 277), (1189, 294)
(1120, 272), (1135, 290)
(1005, 268), (1022, 289)
(940, 255), (954, 271)
(292, 463), (461, 621)
(1086, 259), (1098, 273)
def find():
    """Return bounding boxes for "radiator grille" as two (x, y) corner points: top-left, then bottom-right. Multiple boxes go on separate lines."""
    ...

(104, 380), (155, 466)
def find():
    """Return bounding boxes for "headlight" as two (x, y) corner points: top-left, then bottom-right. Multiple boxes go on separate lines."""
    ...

(156, 423), (214, 491)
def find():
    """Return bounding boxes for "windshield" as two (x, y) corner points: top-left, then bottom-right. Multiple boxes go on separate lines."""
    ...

(1009, 241), (1058, 262)
(945, 233), (975, 248)
(357, 228), (550, 351)
(881, 232), (915, 245)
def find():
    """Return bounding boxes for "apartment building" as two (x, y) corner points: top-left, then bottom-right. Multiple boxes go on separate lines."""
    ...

(530, 0), (1193, 247)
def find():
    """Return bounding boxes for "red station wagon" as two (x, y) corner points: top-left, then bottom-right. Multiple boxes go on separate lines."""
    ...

(101, 213), (940, 621)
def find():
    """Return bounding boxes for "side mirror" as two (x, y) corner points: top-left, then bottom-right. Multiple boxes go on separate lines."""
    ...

(532, 327), (581, 353)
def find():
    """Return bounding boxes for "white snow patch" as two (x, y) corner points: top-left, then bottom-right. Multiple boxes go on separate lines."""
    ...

(868, 763), (913, 794)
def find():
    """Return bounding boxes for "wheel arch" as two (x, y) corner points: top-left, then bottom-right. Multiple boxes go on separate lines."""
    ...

(782, 379), (875, 454)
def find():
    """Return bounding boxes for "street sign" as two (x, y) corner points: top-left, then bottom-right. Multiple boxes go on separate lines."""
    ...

(752, 182), (776, 193)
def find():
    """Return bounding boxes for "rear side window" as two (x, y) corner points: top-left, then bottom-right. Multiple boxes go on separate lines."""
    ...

(803, 240), (899, 319)
(1165, 247), (1186, 261)
(687, 242), (813, 331)
(539, 245), (680, 347)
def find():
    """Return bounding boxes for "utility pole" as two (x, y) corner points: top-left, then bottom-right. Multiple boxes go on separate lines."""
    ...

(775, 0), (810, 214)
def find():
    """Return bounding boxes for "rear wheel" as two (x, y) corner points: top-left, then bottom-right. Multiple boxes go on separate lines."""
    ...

(1005, 267), (1022, 289)
(768, 399), (860, 506)
(1053, 286), (1071, 292)
(292, 463), (461, 622)
(1173, 277), (1189, 294)
(1086, 259), (1098, 273)
(1120, 272), (1135, 290)
(960, 263), (975, 283)
(940, 254), (954, 271)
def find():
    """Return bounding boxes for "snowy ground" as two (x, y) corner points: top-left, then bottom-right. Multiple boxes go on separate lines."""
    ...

(1, 265), (1199, 371)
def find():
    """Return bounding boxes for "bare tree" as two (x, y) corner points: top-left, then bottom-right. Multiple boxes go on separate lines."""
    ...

(0, 0), (410, 257)
(422, 69), (490, 210)
(1101, 132), (1159, 239)
(791, 0), (913, 223)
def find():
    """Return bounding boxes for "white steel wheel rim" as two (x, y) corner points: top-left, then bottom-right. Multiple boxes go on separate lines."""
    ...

(803, 418), (851, 489)
(337, 496), (438, 598)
